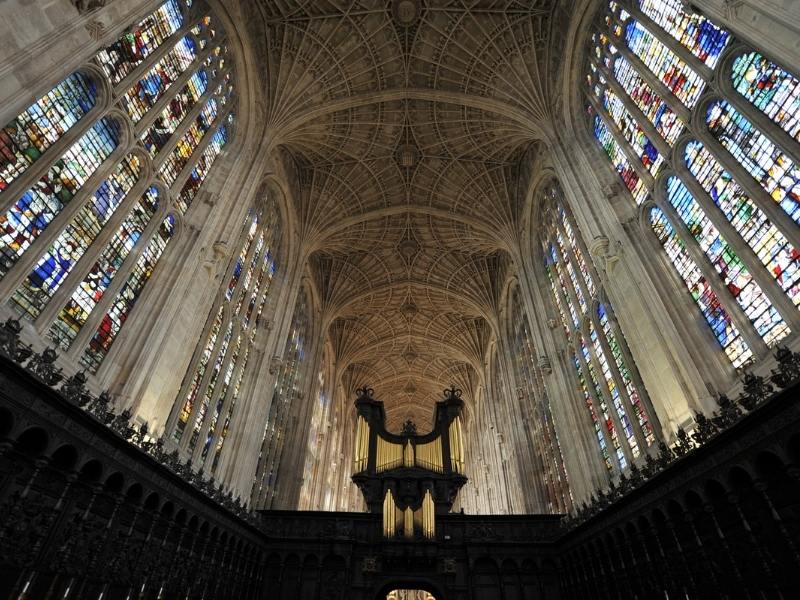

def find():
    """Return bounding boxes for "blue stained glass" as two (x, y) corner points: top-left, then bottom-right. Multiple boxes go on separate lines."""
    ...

(731, 52), (800, 142)
(599, 86), (664, 175)
(176, 121), (230, 214)
(624, 20), (705, 108)
(706, 100), (800, 224)
(96, 0), (184, 85)
(0, 73), (97, 194)
(12, 153), (142, 318)
(649, 206), (752, 366)
(666, 176), (789, 345)
(685, 139), (800, 308)
(638, 0), (729, 68)
(0, 118), (120, 279)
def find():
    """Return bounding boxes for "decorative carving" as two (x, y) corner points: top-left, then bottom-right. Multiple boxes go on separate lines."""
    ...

(362, 556), (378, 573)
(0, 319), (32, 363)
(60, 371), (91, 407)
(443, 385), (462, 400)
(27, 347), (63, 385)
(538, 354), (552, 374)
(589, 235), (621, 275)
(401, 419), (417, 436)
(269, 355), (283, 375)
(739, 372), (773, 410)
(770, 346), (800, 388)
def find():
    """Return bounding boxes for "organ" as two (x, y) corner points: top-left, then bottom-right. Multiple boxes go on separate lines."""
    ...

(351, 386), (468, 539)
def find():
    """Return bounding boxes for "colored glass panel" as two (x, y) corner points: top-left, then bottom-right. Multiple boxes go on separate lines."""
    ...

(96, 0), (184, 85)
(0, 73), (97, 194)
(666, 176), (788, 345)
(120, 36), (198, 123)
(638, 0), (729, 68)
(80, 214), (176, 372)
(685, 140), (800, 307)
(731, 52), (800, 142)
(13, 153), (141, 318)
(624, 20), (705, 108)
(175, 122), (230, 214)
(610, 54), (684, 144)
(706, 100), (800, 224)
(0, 118), (120, 279)
(176, 305), (224, 440)
(158, 98), (219, 185)
(48, 187), (159, 349)
(649, 206), (752, 366)
(574, 353), (612, 470)
(599, 86), (664, 175)
(592, 114), (649, 204)
(141, 66), (210, 158)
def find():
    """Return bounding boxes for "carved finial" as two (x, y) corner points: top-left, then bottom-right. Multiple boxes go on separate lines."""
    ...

(401, 419), (417, 436)
(356, 386), (374, 399)
(443, 385), (462, 400)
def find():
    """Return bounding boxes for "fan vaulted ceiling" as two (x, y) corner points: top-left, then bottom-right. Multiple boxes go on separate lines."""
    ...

(245, 0), (570, 430)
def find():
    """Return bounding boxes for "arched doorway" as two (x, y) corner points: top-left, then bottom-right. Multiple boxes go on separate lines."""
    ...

(373, 580), (445, 600)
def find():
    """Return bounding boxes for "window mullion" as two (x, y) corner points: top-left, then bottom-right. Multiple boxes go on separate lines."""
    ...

(695, 126), (800, 251)
(583, 323), (637, 466)
(655, 198), (770, 356)
(586, 91), (656, 192)
(131, 40), (225, 138)
(674, 158), (800, 330)
(26, 176), (155, 330)
(573, 337), (623, 472)
(107, 15), (208, 99)
(169, 106), (234, 200)
(620, 0), (715, 81)
(593, 55), (673, 157)
(588, 307), (648, 453)
(60, 205), (170, 354)
(0, 72), (111, 214)
(604, 35), (692, 124)
(151, 65), (232, 169)
(0, 120), (132, 296)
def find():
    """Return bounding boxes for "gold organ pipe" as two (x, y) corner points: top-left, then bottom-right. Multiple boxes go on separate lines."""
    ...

(403, 440), (414, 467)
(449, 416), (465, 474)
(414, 438), (443, 472)
(403, 506), (414, 539)
(353, 416), (370, 472)
(383, 489), (395, 538)
(376, 436), (403, 472)
(422, 489), (435, 539)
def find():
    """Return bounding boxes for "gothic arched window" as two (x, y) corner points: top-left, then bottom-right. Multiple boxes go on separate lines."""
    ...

(252, 287), (312, 507)
(167, 195), (282, 473)
(507, 288), (571, 513)
(541, 183), (656, 472)
(0, 0), (236, 374)
(587, 0), (800, 368)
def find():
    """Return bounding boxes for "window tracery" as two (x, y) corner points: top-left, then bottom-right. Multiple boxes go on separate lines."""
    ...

(1, 0), (236, 375)
(168, 196), (282, 472)
(253, 287), (311, 507)
(507, 288), (571, 513)
(541, 183), (655, 471)
(588, 0), (800, 367)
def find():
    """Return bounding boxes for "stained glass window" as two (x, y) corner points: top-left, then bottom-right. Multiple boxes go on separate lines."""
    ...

(80, 214), (176, 372)
(592, 113), (649, 204)
(542, 184), (653, 470)
(637, 0), (729, 67)
(119, 36), (198, 123)
(624, 20), (706, 108)
(158, 98), (219, 185)
(0, 73), (97, 193)
(509, 290), (571, 512)
(12, 153), (142, 318)
(1, 118), (120, 279)
(649, 206), (752, 366)
(176, 120), (231, 213)
(591, 1), (800, 367)
(665, 176), (789, 346)
(95, 0), (184, 85)
(48, 187), (160, 350)
(731, 52), (800, 142)
(706, 101), (800, 224)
